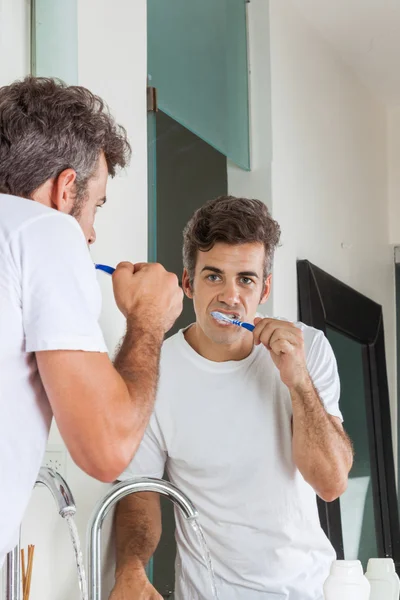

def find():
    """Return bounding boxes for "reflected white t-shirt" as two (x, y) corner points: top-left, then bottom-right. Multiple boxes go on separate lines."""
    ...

(0, 194), (107, 565)
(120, 323), (342, 600)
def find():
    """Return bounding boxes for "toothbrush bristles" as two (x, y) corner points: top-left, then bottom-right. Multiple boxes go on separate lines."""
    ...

(211, 311), (235, 324)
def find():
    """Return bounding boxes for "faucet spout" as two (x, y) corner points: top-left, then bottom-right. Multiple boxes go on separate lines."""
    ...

(87, 477), (198, 600)
(36, 467), (76, 518)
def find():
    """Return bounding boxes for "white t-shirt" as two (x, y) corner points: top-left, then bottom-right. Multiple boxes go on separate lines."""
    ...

(0, 194), (107, 565)
(120, 323), (342, 600)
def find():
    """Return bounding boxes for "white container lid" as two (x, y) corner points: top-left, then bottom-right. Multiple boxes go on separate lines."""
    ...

(330, 560), (365, 579)
(367, 558), (397, 575)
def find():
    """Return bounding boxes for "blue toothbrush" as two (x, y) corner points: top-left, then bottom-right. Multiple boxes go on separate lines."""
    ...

(211, 311), (255, 332)
(95, 263), (115, 275)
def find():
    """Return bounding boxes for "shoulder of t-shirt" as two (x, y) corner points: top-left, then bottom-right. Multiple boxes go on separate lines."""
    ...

(0, 194), (82, 243)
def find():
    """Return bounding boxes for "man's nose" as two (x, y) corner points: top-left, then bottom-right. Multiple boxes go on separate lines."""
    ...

(218, 281), (240, 306)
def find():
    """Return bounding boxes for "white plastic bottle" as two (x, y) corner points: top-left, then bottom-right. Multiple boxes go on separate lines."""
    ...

(323, 560), (370, 600)
(366, 558), (400, 600)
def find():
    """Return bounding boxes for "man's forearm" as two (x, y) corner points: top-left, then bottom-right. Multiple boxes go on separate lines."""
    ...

(291, 378), (353, 501)
(114, 315), (164, 441)
(115, 493), (162, 577)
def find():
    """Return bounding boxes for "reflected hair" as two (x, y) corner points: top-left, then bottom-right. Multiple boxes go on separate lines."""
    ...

(183, 195), (281, 284)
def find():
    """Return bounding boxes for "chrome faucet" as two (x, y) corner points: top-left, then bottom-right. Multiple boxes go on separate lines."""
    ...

(87, 477), (198, 600)
(35, 467), (76, 518)
(5, 467), (76, 600)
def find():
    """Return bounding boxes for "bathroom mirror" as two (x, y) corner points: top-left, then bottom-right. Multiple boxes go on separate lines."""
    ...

(144, 0), (400, 595)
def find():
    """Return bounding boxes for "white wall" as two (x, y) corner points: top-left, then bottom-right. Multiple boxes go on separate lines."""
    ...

(1, 1), (148, 599)
(388, 107), (400, 246)
(0, 0), (30, 87)
(268, 0), (396, 444)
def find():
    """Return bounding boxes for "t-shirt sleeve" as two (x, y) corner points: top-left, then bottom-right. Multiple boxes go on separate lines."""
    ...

(306, 329), (343, 421)
(118, 413), (167, 480)
(10, 212), (107, 353)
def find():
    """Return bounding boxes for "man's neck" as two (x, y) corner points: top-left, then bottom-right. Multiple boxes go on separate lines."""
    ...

(183, 323), (254, 363)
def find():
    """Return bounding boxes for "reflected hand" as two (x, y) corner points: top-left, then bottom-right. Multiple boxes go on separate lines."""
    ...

(253, 317), (310, 390)
(109, 567), (163, 600)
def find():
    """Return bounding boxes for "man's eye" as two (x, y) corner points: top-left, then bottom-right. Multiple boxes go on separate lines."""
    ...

(207, 274), (221, 282)
(240, 277), (253, 285)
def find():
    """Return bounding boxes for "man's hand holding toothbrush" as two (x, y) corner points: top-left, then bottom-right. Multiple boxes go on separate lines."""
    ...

(112, 261), (183, 334)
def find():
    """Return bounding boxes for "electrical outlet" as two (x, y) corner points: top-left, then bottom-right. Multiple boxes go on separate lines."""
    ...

(43, 444), (67, 477)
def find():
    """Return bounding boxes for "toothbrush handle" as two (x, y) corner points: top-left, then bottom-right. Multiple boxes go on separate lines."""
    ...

(95, 264), (116, 275)
(240, 322), (255, 332)
(233, 320), (255, 332)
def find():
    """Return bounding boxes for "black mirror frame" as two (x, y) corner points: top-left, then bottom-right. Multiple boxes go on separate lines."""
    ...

(297, 259), (400, 569)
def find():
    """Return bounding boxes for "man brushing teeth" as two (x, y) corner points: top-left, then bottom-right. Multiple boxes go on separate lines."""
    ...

(111, 196), (353, 600)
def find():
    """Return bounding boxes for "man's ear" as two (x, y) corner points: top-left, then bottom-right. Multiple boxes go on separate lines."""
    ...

(182, 268), (194, 299)
(260, 274), (272, 304)
(51, 168), (77, 214)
